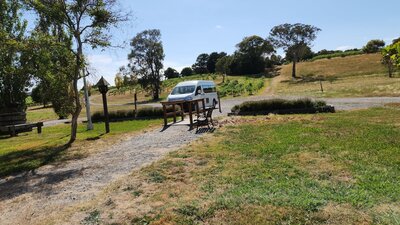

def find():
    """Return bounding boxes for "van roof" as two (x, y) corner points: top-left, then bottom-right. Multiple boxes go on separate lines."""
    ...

(175, 80), (215, 86)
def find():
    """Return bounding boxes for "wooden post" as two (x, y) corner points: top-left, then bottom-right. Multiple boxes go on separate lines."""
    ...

(37, 122), (43, 134)
(218, 93), (222, 113)
(196, 100), (200, 116)
(320, 80), (324, 93)
(189, 101), (193, 129)
(172, 103), (176, 123)
(202, 98), (206, 116)
(162, 103), (167, 127)
(180, 103), (184, 121)
(134, 92), (138, 118)
(102, 92), (110, 133)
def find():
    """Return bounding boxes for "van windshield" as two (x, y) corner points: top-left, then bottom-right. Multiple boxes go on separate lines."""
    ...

(171, 85), (196, 95)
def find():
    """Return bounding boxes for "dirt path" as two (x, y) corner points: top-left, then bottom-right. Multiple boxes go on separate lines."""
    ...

(0, 122), (206, 225)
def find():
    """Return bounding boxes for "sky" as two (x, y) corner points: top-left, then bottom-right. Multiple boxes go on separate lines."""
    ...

(82, 0), (400, 85)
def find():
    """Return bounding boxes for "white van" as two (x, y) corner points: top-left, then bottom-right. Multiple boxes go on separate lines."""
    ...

(167, 80), (218, 108)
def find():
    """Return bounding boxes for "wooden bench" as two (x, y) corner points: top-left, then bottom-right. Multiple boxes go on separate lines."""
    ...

(0, 122), (44, 137)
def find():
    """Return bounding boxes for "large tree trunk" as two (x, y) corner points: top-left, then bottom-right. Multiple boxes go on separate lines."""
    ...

(388, 64), (393, 78)
(68, 39), (83, 145)
(292, 53), (298, 79)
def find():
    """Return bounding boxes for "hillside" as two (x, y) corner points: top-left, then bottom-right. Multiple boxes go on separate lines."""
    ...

(274, 53), (400, 97)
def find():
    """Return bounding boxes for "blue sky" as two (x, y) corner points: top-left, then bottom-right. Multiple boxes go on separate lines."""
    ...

(85, 0), (400, 85)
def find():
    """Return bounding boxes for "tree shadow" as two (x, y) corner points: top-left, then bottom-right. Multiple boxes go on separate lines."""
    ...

(0, 144), (70, 179)
(0, 167), (84, 201)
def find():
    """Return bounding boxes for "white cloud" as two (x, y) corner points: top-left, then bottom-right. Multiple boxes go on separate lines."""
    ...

(336, 45), (355, 51)
(215, 25), (223, 29)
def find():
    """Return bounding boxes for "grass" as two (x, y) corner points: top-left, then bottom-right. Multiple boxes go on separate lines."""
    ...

(0, 119), (161, 178)
(76, 107), (400, 224)
(275, 53), (400, 97)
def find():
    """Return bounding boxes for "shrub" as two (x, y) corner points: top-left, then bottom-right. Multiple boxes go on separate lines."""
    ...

(91, 107), (165, 122)
(231, 98), (332, 115)
(311, 50), (363, 61)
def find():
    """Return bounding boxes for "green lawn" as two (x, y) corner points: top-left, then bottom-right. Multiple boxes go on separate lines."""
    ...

(86, 108), (400, 225)
(0, 119), (161, 178)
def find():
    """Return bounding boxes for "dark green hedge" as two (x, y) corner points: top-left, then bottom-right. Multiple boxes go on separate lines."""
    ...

(231, 98), (333, 115)
(91, 107), (164, 122)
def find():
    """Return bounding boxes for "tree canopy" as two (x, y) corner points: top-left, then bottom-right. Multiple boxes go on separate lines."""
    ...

(269, 23), (321, 78)
(363, 39), (385, 54)
(181, 67), (194, 76)
(128, 29), (165, 100)
(231, 35), (274, 75)
(0, 0), (30, 113)
(192, 53), (209, 74)
(28, 0), (128, 144)
(164, 67), (180, 79)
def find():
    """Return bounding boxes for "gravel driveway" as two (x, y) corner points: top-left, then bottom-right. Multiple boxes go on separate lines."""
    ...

(0, 122), (205, 225)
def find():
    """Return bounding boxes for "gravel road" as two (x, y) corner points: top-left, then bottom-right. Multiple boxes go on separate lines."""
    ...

(0, 122), (205, 225)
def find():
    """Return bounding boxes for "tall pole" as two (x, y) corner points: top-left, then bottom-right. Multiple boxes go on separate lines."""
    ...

(102, 92), (110, 133)
(83, 69), (93, 130)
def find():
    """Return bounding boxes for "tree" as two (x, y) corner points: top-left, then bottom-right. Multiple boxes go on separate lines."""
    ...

(192, 53), (209, 74)
(269, 23), (321, 78)
(363, 39), (385, 53)
(285, 43), (314, 62)
(29, 0), (128, 144)
(181, 67), (194, 76)
(31, 82), (50, 107)
(128, 29), (164, 100)
(381, 42), (399, 77)
(0, 0), (30, 113)
(207, 52), (227, 73)
(164, 67), (180, 79)
(215, 55), (233, 82)
(115, 73), (124, 89)
(231, 35), (274, 75)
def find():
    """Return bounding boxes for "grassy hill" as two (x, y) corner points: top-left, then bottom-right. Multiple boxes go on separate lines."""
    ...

(275, 53), (400, 97)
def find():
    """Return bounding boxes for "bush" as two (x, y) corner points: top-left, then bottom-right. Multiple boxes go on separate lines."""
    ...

(311, 50), (363, 61)
(231, 98), (333, 115)
(91, 106), (183, 122)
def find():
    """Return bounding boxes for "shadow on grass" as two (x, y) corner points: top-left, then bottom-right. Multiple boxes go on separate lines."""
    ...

(0, 144), (70, 179)
(0, 143), (88, 200)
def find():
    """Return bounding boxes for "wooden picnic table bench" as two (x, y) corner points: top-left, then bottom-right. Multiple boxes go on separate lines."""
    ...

(0, 122), (44, 137)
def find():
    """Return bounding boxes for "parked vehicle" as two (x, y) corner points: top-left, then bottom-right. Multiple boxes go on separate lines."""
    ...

(167, 80), (218, 108)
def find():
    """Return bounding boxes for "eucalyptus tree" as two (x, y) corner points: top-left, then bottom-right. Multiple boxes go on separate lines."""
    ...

(128, 29), (164, 100)
(269, 23), (321, 78)
(28, 0), (128, 144)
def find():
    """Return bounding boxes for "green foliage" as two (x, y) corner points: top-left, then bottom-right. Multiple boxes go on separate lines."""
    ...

(381, 43), (398, 77)
(114, 72), (124, 90)
(164, 67), (180, 79)
(269, 23), (321, 78)
(91, 107), (165, 122)
(207, 52), (227, 73)
(230, 36), (274, 75)
(192, 53), (209, 74)
(0, 0), (30, 113)
(29, 0), (128, 143)
(231, 98), (328, 113)
(218, 78), (264, 97)
(31, 82), (50, 106)
(181, 67), (194, 77)
(285, 43), (314, 62)
(363, 39), (386, 53)
(311, 50), (363, 61)
(128, 29), (165, 100)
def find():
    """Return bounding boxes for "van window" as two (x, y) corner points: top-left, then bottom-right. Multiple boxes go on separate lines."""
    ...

(202, 84), (216, 93)
(171, 85), (195, 95)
